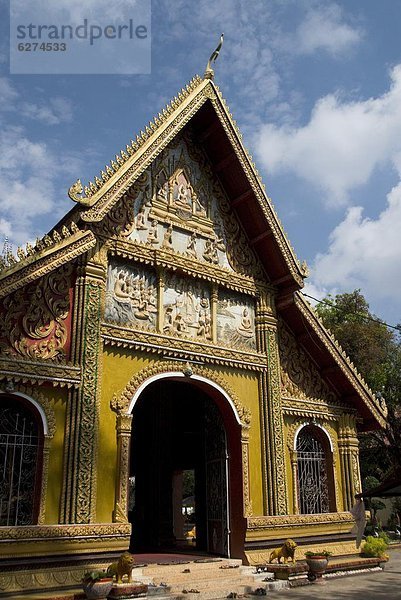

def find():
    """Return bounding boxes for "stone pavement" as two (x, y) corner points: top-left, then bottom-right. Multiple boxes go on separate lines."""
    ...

(265, 548), (401, 600)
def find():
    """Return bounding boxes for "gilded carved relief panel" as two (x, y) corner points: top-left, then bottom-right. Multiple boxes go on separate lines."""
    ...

(217, 291), (256, 350)
(108, 131), (264, 280)
(0, 264), (73, 361)
(105, 262), (157, 331)
(278, 319), (337, 404)
(163, 273), (211, 341)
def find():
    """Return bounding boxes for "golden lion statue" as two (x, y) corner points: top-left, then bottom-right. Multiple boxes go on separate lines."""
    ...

(107, 551), (135, 584)
(269, 539), (297, 564)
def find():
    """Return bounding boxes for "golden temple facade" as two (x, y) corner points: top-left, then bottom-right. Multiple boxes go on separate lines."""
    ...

(0, 73), (387, 598)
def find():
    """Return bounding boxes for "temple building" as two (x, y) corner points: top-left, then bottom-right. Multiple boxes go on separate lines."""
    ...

(0, 69), (387, 597)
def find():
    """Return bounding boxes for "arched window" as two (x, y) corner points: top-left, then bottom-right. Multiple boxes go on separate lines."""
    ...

(296, 425), (335, 514)
(0, 396), (43, 526)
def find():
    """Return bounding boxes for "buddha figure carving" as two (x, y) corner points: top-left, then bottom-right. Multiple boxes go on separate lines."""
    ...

(237, 307), (253, 338)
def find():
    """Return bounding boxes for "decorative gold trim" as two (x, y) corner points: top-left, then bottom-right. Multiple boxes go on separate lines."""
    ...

(110, 361), (252, 519)
(112, 414), (132, 523)
(102, 323), (267, 371)
(81, 81), (209, 222)
(0, 357), (81, 387)
(208, 87), (305, 286)
(0, 522), (131, 541)
(72, 75), (203, 208)
(247, 511), (354, 530)
(295, 293), (387, 427)
(282, 397), (348, 420)
(0, 230), (96, 299)
(1, 384), (57, 438)
(61, 256), (105, 524)
(338, 413), (361, 509)
(266, 328), (288, 514)
(111, 360), (251, 423)
(107, 238), (264, 295)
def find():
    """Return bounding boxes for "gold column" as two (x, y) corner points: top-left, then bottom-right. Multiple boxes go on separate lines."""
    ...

(60, 244), (107, 524)
(113, 414), (133, 523)
(38, 436), (51, 525)
(290, 450), (299, 514)
(338, 414), (361, 511)
(255, 290), (288, 515)
(241, 424), (252, 517)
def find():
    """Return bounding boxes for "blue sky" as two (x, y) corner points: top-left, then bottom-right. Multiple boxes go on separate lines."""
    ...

(1, 0), (400, 326)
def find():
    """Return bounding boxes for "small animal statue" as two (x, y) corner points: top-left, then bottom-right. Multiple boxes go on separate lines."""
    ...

(107, 551), (135, 584)
(269, 539), (297, 564)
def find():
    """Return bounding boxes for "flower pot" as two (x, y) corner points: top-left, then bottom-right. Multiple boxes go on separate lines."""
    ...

(82, 578), (114, 599)
(305, 556), (329, 583)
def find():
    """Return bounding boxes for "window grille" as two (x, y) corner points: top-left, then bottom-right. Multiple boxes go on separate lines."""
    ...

(296, 429), (329, 514)
(0, 399), (41, 526)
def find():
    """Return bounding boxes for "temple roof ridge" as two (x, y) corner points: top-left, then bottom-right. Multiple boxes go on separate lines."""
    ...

(294, 291), (388, 426)
(68, 74), (204, 208)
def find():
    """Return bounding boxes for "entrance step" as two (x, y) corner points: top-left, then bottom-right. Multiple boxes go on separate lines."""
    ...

(133, 558), (287, 598)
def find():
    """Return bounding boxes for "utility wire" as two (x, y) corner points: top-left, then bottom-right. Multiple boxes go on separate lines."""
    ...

(301, 292), (400, 332)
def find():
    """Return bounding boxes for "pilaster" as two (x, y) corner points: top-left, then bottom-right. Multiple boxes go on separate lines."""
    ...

(60, 243), (106, 524)
(338, 414), (361, 511)
(255, 291), (288, 515)
(113, 414), (133, 523)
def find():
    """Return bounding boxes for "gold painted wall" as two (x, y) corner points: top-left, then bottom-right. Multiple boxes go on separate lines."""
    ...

(97, 349), (154, 522)
(224, 369), (263, 516)
(40, 386), (67, 524)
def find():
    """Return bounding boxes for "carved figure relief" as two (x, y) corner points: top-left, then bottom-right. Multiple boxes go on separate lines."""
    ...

(163, 274), (211, 340)
(217, 291), (256, 350)
(0, 264), (72, 361)
(110, 132), (263, 278)
(278, 319), (337, 404)
(105, 262), (157, 330)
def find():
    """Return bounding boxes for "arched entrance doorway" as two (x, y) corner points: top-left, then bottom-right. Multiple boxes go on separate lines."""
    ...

(128, 377), (242, 557)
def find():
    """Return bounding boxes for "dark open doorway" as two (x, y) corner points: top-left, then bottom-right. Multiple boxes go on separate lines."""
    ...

(129, 379), (230, 556)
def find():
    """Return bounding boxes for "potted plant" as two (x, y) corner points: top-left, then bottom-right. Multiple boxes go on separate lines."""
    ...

(82, 570), (114, 600)
(304, 551), (331, 582)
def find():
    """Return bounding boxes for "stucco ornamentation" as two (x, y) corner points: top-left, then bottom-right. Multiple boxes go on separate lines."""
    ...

(0, 264), (73, 361)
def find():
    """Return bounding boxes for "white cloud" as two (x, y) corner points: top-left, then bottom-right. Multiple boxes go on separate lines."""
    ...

(255, 65), (401, 207)
(0, 126), (82, 246)
(20, 97), (73, 125)
(0, 77), (73, 125)
(0, 78), (19, 105)
(309, 182), (401, 305)
(296, 3), (362, 56)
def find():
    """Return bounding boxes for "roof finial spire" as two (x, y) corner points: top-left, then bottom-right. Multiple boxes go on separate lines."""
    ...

(204, 33), (224, 80)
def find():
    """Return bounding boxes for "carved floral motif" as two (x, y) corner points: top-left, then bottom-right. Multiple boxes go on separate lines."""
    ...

(0, 264), (73, 361)
(278, 319), (337, 404)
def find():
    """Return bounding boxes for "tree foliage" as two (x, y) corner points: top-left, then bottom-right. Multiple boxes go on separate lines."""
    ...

(316, 290), (401, 479)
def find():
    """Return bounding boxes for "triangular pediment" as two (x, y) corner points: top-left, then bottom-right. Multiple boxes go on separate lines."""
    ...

(72, 75), (306, 291)
(100, 130), (265, 281)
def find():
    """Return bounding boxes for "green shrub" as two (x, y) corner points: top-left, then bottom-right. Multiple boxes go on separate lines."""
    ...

(362, 536), (389, 558)
(378, 531), (390, 544)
